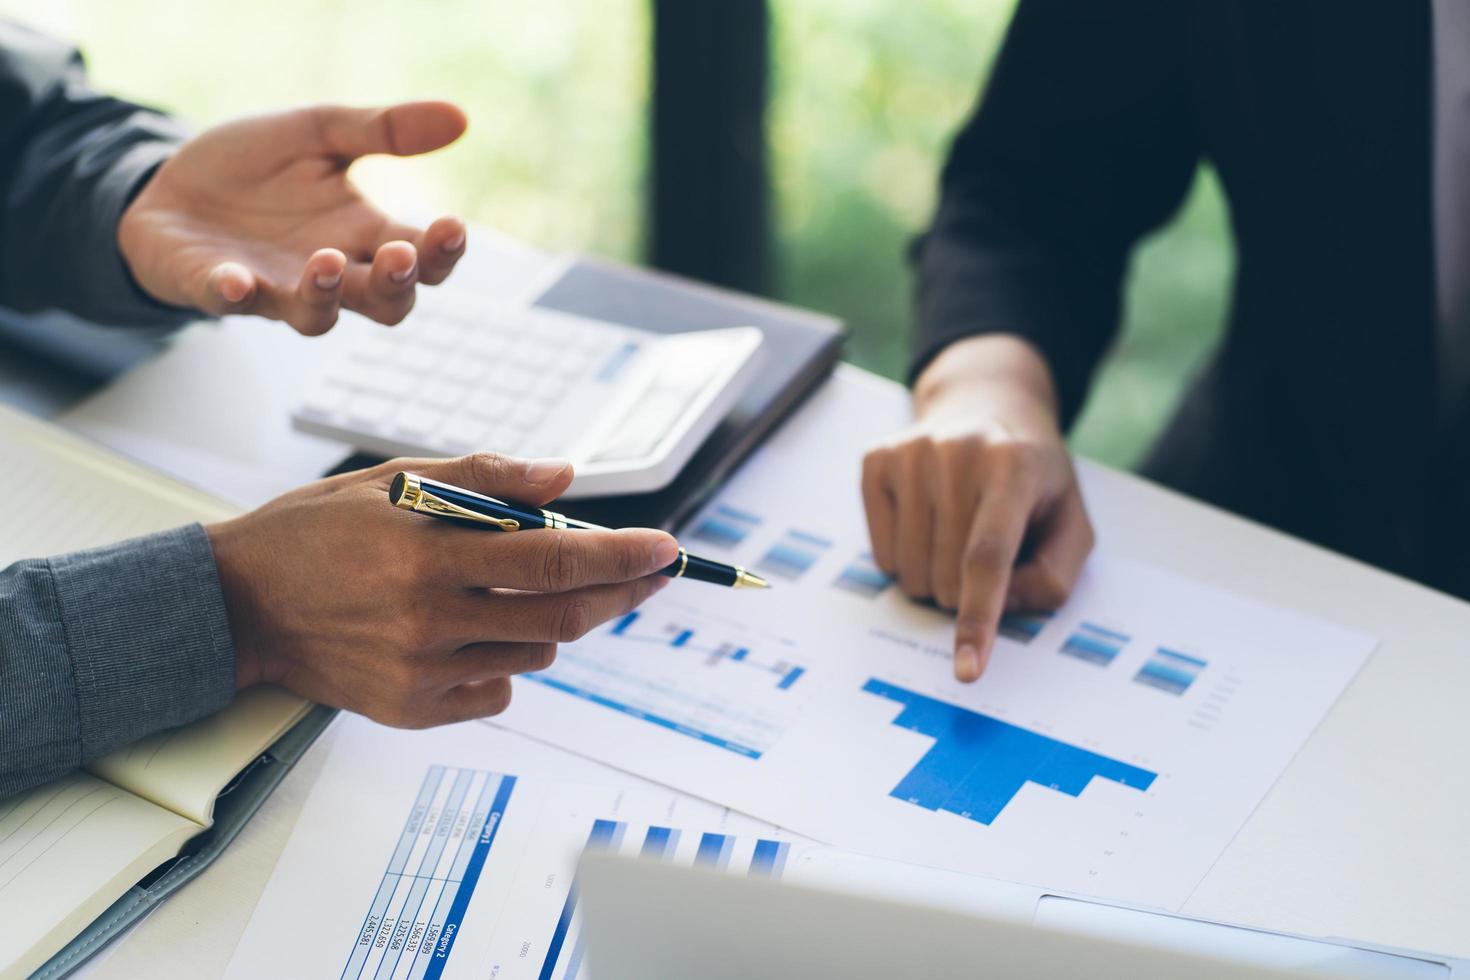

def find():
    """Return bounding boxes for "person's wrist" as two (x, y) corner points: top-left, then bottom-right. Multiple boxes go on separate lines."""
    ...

(915, 335), (1061, 435)
(204, 517), (277, 691)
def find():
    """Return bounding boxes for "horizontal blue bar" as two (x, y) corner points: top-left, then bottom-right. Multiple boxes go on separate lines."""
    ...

(610, 612), (638, 636)
(777, 667), (804, 690)
(1155, 647), (1208, 669)
(730, 647), (749, 661)
(714, 504), (761, 524)
(1078, 621), (1130, 643)
(671, 629), (694, 648)
(520, 674), (763, 758)
(787, 529), (833, 548)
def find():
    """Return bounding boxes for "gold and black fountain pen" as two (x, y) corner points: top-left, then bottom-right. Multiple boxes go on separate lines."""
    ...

(389, 472), (770, 590)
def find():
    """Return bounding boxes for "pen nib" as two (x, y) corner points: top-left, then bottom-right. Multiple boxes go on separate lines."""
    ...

(735, 569), (771, 590)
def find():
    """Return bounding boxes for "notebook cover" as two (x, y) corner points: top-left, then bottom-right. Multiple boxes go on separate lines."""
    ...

(31, 705), (339, 980)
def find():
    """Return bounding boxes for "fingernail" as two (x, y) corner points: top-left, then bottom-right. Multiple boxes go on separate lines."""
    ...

(315, 270), (342, 290)
(220, 278), (248, 303)
(442, 232), (465, 253)
(652, 537), (680, 568)
(389, 263), (417, 284)
(524, 457), (571, 484)
(955, 643), (982, 682)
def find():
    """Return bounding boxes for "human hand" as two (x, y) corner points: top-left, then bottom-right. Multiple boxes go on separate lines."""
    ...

(861, 335), (1094, 682)
(208, 453), (678, 727)
(118, 101), (469, 335)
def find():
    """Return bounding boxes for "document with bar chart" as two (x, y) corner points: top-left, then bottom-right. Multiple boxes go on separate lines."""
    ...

(226, 718), (806, 980)
(496, 372), (1378, 910)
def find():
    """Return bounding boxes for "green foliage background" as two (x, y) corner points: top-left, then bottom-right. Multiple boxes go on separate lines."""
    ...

(3, 0), (1230, 467)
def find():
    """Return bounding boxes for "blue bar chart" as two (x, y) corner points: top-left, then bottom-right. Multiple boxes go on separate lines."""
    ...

(1134, 648), (1208, 695)
(689, 504), (762, 549)
(862, 680), (1156, 826)
(538, 820), (791, 980)
(524, 611), (806, 758)
(832, 552), (894, 597)
(1060, 622), (1130, 666)
(756, 529), (832, 580)
(998, 611), (1052, 645)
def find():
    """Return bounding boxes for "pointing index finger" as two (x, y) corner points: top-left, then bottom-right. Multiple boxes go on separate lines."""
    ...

(953, 475), (1038, 682)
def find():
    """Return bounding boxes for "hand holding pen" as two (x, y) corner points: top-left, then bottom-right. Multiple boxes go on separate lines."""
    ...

(210, 454), (689, 730)
(390, 472), (770, 590)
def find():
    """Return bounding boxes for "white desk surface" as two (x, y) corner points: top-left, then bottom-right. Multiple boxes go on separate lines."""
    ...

(49, 268), (1470, 975)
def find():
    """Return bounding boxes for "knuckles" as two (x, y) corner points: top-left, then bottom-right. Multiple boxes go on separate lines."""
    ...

(555, 599), (593, 643)
(540, 535), (589, 593)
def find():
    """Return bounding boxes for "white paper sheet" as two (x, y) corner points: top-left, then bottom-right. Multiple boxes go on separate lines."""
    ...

(493, 369), (1378, 912)
(226, 717), (807, 980)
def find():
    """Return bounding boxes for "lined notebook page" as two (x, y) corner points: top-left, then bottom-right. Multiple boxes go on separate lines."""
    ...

(0, 402), (239, 567)
(0, 773), (197, 979)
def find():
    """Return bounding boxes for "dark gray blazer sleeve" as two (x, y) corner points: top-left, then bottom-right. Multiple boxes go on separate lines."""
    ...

(0, 525), (236, 799)
(909, 0), (1201, 428)
(0, 20), (195, 327)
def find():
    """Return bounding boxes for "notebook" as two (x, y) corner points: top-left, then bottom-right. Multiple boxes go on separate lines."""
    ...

(0, 403), (320, 979)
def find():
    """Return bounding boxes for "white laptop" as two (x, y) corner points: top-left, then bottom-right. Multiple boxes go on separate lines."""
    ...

(291, 284), (765, 499)
(576, 851), (1465, 980)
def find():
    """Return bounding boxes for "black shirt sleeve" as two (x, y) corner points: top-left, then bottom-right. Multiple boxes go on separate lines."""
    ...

(0, 21), (194, 327)
(909, 0), (1202, 428)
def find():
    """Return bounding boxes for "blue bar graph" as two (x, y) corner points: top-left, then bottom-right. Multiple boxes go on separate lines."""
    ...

(610, 612), (638, 636)
(1060, 622), (1130, 666)
(748, 839), (790, 878)
(757, 529), (832, 580)
(777, 667), (804, 690)
(538, 820), (625, 980)
(690, 504), (762, 548)
(863, 679), (1156, 826)
(671, 629), (694, 648)
(694, 833), (733, 869)
(1134, 648), (1207, 695)
(832, 552), (894, 597)
(640, 826), (680, 860)
(998, 611), (1052, 645)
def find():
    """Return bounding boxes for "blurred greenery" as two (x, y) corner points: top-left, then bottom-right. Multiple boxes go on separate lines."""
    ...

(1, 0), (1230, 468)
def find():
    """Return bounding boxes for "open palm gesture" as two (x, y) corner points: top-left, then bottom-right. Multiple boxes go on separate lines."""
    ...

(118, 101), (469, 335)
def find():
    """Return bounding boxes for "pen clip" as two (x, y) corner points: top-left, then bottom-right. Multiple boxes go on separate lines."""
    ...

(417, 491), (521, 530)
(391, 472), (520, 530)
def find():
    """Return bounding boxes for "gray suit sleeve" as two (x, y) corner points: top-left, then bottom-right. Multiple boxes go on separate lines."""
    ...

(0, 21), (195, 327)
(0, 525), (236, 798)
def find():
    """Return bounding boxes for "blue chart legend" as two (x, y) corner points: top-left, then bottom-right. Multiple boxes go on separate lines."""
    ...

(1134, 648), (1207, 695)
(998, 611), (1052, 645)
(524, 612), (806, 758)
(339, 766), (516, 980)
(690, 504), (761, 549)
(539, 822), (790, 980)
(832, 552), (894, 597)
(757, 529), (833, 580)
(862, 680), (1156, 826)
(1060, 622), (1130, 666)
